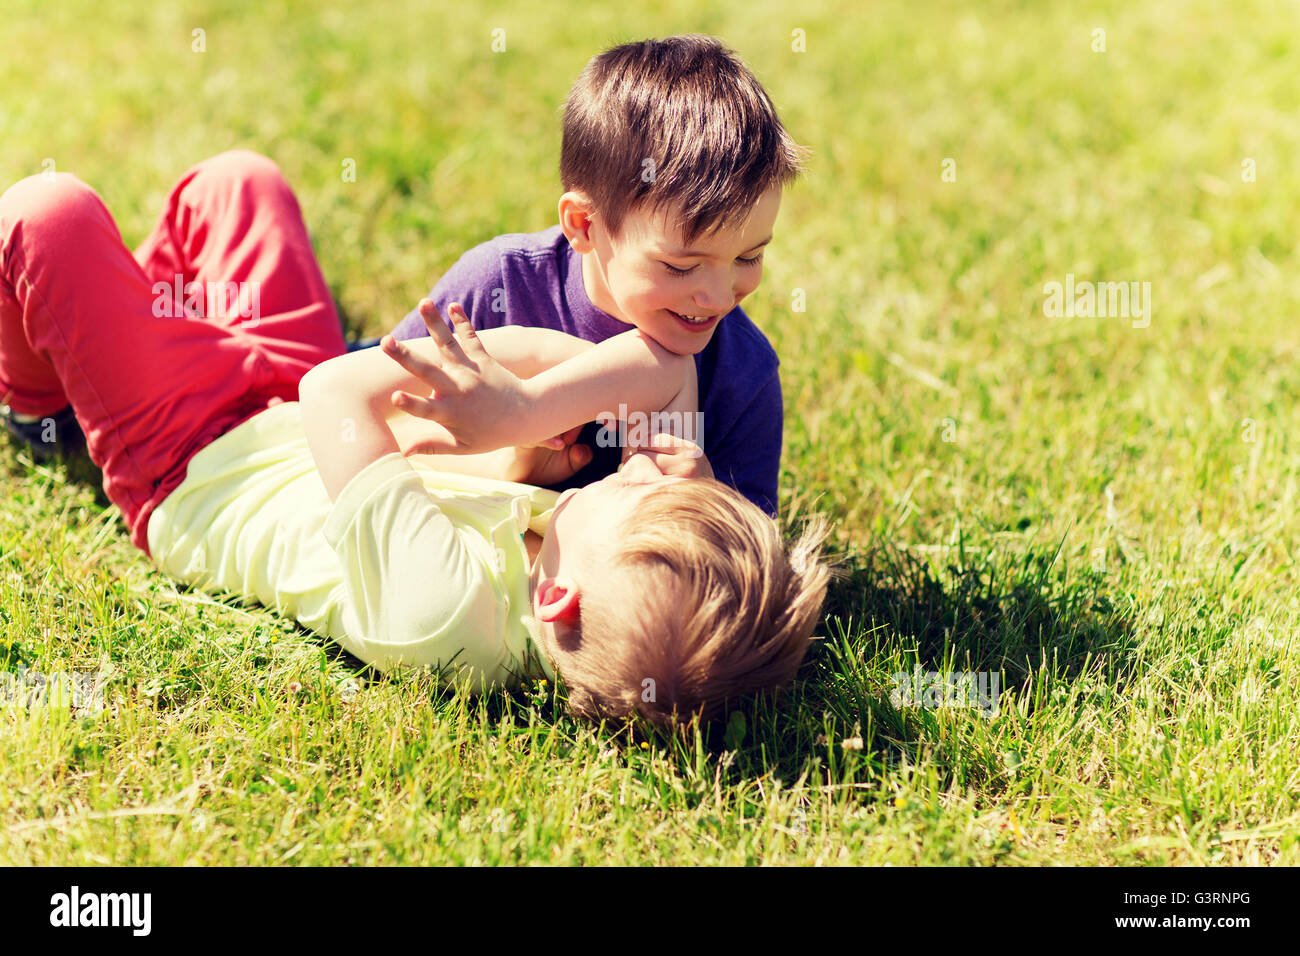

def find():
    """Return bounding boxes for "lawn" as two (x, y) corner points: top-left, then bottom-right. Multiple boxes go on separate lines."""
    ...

(1, 0), (1298, 865)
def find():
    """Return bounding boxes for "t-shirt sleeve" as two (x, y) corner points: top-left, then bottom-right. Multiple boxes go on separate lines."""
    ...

(706, 369), (783, 518)
(388, 241), (503, 340)
(320, 453), (508, 684)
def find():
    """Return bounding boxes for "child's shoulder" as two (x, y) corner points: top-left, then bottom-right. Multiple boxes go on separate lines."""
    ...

(712, 305), (780, 371)
(466, 225), (567, 264)
(445, 227), (567, 293)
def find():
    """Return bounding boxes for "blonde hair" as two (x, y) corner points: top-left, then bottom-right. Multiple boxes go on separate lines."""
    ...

(550, 478), (830, 732)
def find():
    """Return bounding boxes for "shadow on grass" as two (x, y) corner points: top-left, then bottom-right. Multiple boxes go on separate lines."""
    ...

(0, 442), (113, 512)
(421, 533), (1142, 790)
(621, 533), (1140, 797)
(735, 536), (1141, 788)
(816, 537), (1134, 685)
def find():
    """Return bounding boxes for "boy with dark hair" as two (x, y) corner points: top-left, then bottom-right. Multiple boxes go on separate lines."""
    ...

(388, 34), (805, 517)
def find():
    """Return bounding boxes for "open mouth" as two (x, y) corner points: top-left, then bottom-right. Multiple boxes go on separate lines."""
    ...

(668, 309), (720, 331)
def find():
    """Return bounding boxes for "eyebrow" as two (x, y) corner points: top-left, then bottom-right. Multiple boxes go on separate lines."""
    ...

(662, 234), (773, 259)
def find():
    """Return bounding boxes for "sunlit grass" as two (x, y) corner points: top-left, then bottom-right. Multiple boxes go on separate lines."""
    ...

(2, 0), (1298, 864)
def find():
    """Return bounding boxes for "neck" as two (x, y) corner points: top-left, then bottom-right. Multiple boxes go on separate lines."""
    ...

(527, 540), (541, 598)
(524, 529), (544, 566)
(578, 249), (626, 323)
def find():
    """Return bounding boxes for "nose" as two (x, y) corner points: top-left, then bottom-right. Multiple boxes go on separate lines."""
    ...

(692, 273), (735, 315)
(620, 451), (664, 482)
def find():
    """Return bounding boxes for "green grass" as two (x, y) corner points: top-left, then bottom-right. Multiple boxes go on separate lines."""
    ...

(2, 0), (1299, 864)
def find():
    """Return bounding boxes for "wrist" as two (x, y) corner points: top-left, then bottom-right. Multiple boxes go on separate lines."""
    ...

(514, 375), (546, 444)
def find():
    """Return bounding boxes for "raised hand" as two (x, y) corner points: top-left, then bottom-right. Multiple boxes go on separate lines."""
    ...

(380, 299), (537, 454)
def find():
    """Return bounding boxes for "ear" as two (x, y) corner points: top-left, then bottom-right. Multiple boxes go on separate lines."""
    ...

(534, 577), (581, 625)
(558, 192), (597, 253)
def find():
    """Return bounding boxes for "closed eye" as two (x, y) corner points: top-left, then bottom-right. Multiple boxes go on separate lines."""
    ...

(662, 253), (763, 277)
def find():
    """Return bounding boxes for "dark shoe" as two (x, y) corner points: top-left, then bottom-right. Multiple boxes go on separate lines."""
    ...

(345, 336), (383, 353)
(0, 402), (85, 460)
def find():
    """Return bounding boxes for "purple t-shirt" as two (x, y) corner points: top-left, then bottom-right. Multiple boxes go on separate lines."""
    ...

(389, 226), (782, 516)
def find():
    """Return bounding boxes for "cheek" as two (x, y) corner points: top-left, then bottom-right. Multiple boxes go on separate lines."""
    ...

(736, 266), (763, 297)
(622, 270), (675, 309)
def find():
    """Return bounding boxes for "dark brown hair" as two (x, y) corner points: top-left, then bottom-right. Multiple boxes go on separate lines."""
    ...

(560, 34), (806, 245)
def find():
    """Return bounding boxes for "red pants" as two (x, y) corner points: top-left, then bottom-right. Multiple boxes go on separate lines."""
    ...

(0, 150), (346, 557)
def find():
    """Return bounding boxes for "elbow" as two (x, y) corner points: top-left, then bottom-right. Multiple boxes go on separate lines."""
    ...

(297, 362), (328, 401)
(298, 360), (351, 408)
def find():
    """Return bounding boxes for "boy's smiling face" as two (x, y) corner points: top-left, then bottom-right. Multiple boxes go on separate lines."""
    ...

(560, 186), (782, 355)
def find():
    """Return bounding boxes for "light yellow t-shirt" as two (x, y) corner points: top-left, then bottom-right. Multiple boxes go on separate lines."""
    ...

(146, 400), (560, 689)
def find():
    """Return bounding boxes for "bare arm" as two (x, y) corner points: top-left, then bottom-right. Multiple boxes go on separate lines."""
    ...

(300, 325), (592, 501)
(309, 324), (595, 417)
(301, 303), (691, 501)
(382, 303), (694, 455)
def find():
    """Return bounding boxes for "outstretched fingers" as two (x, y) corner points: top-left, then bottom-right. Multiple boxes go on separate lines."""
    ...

(380, 334), (456, 393)
(444, 303), (487, 359)
(419, 299), (476, 367)
(390, 388), (449, 425)
(417, 298), (455, 347)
